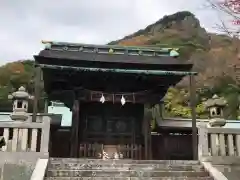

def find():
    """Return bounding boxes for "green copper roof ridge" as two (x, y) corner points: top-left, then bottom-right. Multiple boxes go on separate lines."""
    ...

(42, 41), (179, 52)
(38, 64), (197, 76)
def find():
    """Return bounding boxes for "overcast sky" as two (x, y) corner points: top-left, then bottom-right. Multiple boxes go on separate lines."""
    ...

(0, 0), (223, 65)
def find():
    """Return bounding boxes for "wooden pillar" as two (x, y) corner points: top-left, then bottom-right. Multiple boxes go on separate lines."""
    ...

(189, 74), (198, 160)
(143, 105), (152, 160)
(70, 99), (80, 158)
(131, 119), (135, 159)
(75, 100), (80, 158)
(32, 67), (41, 122)
(144, 118), (148, 160)
(148, 117), (152, 160)
(143, 106), (148, 160)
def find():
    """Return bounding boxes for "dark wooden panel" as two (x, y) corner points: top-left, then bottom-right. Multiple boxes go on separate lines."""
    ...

(50, 128), (71, 157)
(152, 131), (193, 160)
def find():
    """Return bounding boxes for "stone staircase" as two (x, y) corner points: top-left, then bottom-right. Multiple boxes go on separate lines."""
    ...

(45, 158), (213, 180)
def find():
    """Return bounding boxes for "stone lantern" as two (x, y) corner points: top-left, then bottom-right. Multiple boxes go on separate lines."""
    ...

(8, 86), (34, 121)
(204, 94), (227, 127)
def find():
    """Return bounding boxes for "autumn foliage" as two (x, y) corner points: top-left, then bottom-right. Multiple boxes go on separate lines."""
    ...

(111, 11), (240, 119)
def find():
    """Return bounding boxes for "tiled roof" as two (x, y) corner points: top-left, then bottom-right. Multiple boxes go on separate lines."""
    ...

(41, 41), (180, 57)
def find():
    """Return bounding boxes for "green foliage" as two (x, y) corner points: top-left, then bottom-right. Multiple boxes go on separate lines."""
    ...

(0, 60), (42, 112)
(163, 84), (239, 119)
(164, 87), (212, 118)
(209, 76), (240, 119)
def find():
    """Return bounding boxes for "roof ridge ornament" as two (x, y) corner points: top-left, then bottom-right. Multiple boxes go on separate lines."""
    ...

(19, 86), (26, 92)
(109, 48), (114, 54)
(170, 49), (179, 57)
(42, 40), (52, 50)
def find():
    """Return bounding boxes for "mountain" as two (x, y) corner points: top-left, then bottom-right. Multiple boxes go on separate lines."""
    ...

(110, 11), (239, 88)
(109, 11), (240, 119)
(0, 11), (239, 118)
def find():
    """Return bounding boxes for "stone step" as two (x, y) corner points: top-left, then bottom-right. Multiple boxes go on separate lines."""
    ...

(50, 158), (200, 165)
(47, 164), (205, 172)
(45, 177), (213, 180)
(46, 170), (210, 177)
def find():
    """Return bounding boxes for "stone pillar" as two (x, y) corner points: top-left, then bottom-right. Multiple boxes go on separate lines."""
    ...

(198, 123), (209, 160)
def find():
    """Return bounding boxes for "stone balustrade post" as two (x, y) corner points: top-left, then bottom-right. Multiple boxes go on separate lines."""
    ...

(198, 124), (209, 160)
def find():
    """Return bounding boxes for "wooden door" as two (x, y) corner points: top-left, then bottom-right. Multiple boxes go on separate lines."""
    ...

(79, 102), (144, 159)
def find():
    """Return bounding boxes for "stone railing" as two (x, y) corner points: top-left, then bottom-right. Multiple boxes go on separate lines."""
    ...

(0, 117), (51, 180)
(0, 118), (50, 153)
(198, 125), (240, 164)
(30, 158), (49, 180)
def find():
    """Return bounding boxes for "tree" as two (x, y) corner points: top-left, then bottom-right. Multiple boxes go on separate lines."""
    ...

(206, 0), (240, 90)
(164, 87), (207, 118)
(207, 0), (240, 36)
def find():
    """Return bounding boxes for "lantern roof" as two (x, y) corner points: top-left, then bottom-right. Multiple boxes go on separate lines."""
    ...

(8, 86), (33, 100)
(204, 94), (227, 108)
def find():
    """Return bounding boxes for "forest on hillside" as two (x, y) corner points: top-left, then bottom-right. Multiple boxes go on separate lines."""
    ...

(110, 11), (240, 120)
(0, 11), (239, 119)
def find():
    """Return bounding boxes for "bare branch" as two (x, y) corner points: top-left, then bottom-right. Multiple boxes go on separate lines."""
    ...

(206, 0), (240, 37)
(208, 0), (240, 19)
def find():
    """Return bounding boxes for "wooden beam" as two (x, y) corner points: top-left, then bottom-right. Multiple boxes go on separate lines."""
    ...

(48, 88), (167, 104)
(46, 77), (172, 97)
(79, 92), (165, 104)
(189, 74), (198, 160)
